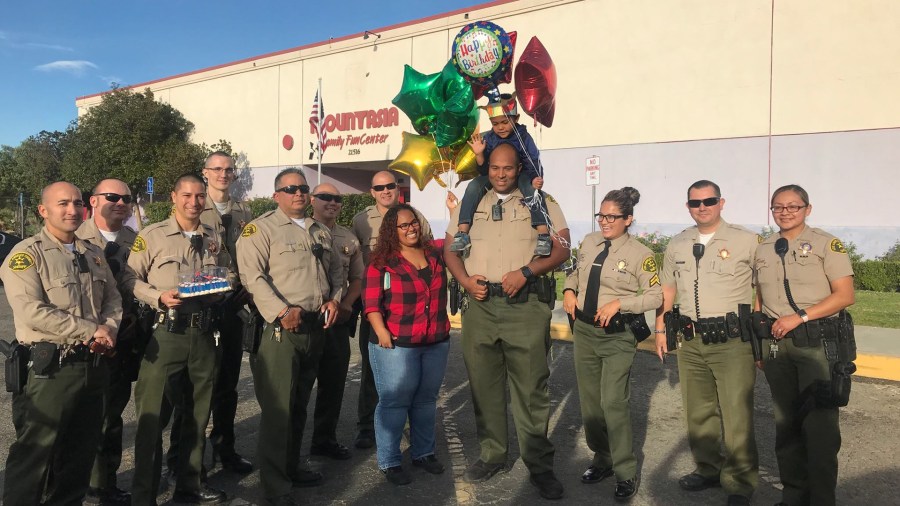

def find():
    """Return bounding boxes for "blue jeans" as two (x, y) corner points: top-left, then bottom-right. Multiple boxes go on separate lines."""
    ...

(368, 340), (450, 469)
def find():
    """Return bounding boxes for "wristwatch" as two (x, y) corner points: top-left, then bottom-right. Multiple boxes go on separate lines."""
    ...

(797, 309), (809, 323)
(520, 266), (535, 280)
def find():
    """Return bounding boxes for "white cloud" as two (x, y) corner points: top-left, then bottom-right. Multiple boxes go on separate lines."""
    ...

(24, 42), (74, 52)
(34, 60), (98, 76)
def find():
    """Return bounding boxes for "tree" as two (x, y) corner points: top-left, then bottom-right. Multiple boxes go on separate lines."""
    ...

(61, 87), (204, 195)
(6, 130), (69, 202)
(879, 240), (900, 262)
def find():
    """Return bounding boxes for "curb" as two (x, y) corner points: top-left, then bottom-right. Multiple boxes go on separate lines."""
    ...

(448, 315), (900, 382)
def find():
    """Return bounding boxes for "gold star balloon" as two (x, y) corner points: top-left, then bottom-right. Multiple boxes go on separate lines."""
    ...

(452, 143), (480, 186)
(388, 132), (441, 191)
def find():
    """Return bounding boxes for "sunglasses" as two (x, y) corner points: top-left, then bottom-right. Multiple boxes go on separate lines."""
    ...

(97, 192), (134, 204)
(372, 183), (397, 192)
(313, 193), (343, 203)
(396, 219), (420, 231)
(276, 184), (310, 195)
(687, 197), (721, 208)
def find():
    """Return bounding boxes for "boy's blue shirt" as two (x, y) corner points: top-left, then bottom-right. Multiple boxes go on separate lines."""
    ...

(480, 123), (542, 180)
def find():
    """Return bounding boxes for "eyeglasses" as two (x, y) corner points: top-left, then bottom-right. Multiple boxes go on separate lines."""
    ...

(205, 167), (236, 175)
(594, 213), (627, 223)
(687, 197), (721, 208)
(276, 184), (310, 195)
(372, 183), (397, 192)
(96, 192), (134, 204)
(396, 219), (420, 231)
(313, 193), (343, 203)
(770, 204), (808, 214)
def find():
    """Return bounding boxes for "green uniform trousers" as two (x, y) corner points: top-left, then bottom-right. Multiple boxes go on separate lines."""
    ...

(250, 324), (324, 499)
(313, 321), (352, 445)
(573, 320), (637, 481)
(131, 327), (218, 505)
(763, 337), (840, 506)
(210, 305), (245, 454)
(461, 294), (555, 474)
(4, 359), (108, 506)
(89, 352), (133, 490)
(677, 336), (758, 496)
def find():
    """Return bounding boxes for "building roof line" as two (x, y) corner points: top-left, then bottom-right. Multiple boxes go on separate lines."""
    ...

(75, 0), (519, 101)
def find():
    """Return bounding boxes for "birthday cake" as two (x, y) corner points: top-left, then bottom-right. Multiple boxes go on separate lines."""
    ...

(177, 266), (232, 298)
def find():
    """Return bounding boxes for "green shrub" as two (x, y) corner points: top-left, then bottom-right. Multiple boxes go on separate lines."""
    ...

(879, 240), (900, 262)
(852, 261), (900, 292)
(245, 197), (278, 218)
(143, 201), (174, 225)
(337, 193), (375, 229)
(636, 232), (670, 255)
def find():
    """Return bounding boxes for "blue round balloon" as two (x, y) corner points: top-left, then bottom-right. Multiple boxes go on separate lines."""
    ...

(451, 21), (514, 89)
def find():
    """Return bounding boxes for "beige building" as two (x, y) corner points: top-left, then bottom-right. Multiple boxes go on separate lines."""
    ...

(76, 0), (900, 257)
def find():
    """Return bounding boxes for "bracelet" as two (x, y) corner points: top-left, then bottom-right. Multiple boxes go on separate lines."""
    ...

(277, 306), (291, 320)
(653, 330), (666, 334)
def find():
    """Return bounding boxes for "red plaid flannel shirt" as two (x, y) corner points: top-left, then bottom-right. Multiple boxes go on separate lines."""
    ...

(362, 241), (450, 347)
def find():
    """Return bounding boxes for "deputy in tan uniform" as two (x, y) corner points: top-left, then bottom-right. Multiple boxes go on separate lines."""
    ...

(200, 151), (254, 472)
(237, 168), (343, 506)
(562, 187), (661, 502)
(126, 173), (230, 505)
(755, 184), (854, 506)
(78, 178), (138, 506)
(350, 170), (431, 449)
(654, 180), (759, 506)
(308, 183), (365, 460)
(444, 144), (570, 501)
(2, 181), (122, 505)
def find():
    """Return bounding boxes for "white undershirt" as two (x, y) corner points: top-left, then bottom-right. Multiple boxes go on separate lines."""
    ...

(697, 232), (715, 245)
(182, 231), (198, 239)
(291, 218), (306, 228)
(98, 228), (119, 243)
(63, 243), (75, 252)
(213, 201), (229, 214)
(495, 192), (510, 202)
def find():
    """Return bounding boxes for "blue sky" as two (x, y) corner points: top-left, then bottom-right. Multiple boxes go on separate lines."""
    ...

(0, 0), (481, 147)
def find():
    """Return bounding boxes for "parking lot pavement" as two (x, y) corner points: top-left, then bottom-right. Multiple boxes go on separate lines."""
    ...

(0, 291), (898, 504)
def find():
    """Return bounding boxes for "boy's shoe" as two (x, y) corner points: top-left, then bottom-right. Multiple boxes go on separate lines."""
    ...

(534, 233), (552, 256)
(449, 232), (471, 254)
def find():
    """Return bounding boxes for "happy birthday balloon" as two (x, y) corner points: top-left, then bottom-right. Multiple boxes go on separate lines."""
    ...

(388, 132), (441, 191)
(514, 36), (557, 127)
(470, 31), (517, 99)
(452, 21), (515, 90)
(391, 65), (442, 135)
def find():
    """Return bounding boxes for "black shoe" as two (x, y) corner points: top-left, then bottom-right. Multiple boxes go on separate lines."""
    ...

(679, 472), (721, 491)
(614, 477), (639, 502)
(382, 466), (412, 486)
(160, 467), (176, 492)
(85, 486), (131, 505)
(463, 459), (507, 483)
(581, 465), (615, 484)
(412, 455), (445, 474)
(311, 441), (352, 460)
(171, 485), (227, 505)
(219, 451), (254, 473)
(529, 470), (564, 500)
(267, 495), (300, 506)
(727, 495), (751, 506)
(291, 469), (323, 488)
(354, 429), (375, 449)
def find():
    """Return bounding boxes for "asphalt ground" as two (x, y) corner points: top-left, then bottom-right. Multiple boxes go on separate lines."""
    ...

(0, 290), (898, 505)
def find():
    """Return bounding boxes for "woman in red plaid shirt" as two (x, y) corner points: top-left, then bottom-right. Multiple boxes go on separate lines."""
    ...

(362, 203), (450, 486)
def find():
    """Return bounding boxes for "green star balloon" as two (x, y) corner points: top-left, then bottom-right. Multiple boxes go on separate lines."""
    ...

(391, 65), (442, 135)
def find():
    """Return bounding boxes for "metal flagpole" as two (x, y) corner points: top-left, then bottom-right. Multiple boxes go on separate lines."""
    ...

(317, 78), (323, 186)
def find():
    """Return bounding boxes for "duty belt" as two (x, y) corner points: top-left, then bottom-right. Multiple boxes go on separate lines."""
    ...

(771, 315), (840, 348)
(693, 312), (742, 344)
(157, 307), (216, 331)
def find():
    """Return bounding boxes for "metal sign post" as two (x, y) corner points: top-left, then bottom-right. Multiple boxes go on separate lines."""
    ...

(146, 177), (154, 204)
(585, 156), (601, 232)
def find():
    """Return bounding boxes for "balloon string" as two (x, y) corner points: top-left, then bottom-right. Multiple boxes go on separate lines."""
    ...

(430, 133), (453, 191)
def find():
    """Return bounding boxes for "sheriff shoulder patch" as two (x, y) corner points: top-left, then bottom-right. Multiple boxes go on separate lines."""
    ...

(757, 234), (764, 244)
(8, 252), (35, 272)
(131, 236), (147, 253)
(544, 193), (557, 204)
(649, 273), (660, 287)
(830, 238), (847, 254)
(241, 223), (258, 238)
(642, 256), (658, 273)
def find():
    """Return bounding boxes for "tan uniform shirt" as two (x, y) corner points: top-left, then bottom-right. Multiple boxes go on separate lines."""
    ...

(660, 220), (759, 320)
(755, 226), (854, 318)
(1, 228), (123, 345)
(310, 219), (364, 292)
(200, 198), (253, 277)
(125, 216), (230, 311)
(351, 205), (433, 265)
(447, 189), (567, 281)
(237, 208), (344, 323)
(565, 232), (662, 314)
(304, 217), (348, 291)
(76, 218), (137, 287)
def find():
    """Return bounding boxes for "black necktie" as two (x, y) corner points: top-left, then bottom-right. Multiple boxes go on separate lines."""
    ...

(582, 240), (612, 317)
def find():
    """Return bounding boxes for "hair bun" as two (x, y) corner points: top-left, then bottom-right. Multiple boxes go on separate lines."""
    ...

(621, 186), (640, 206)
